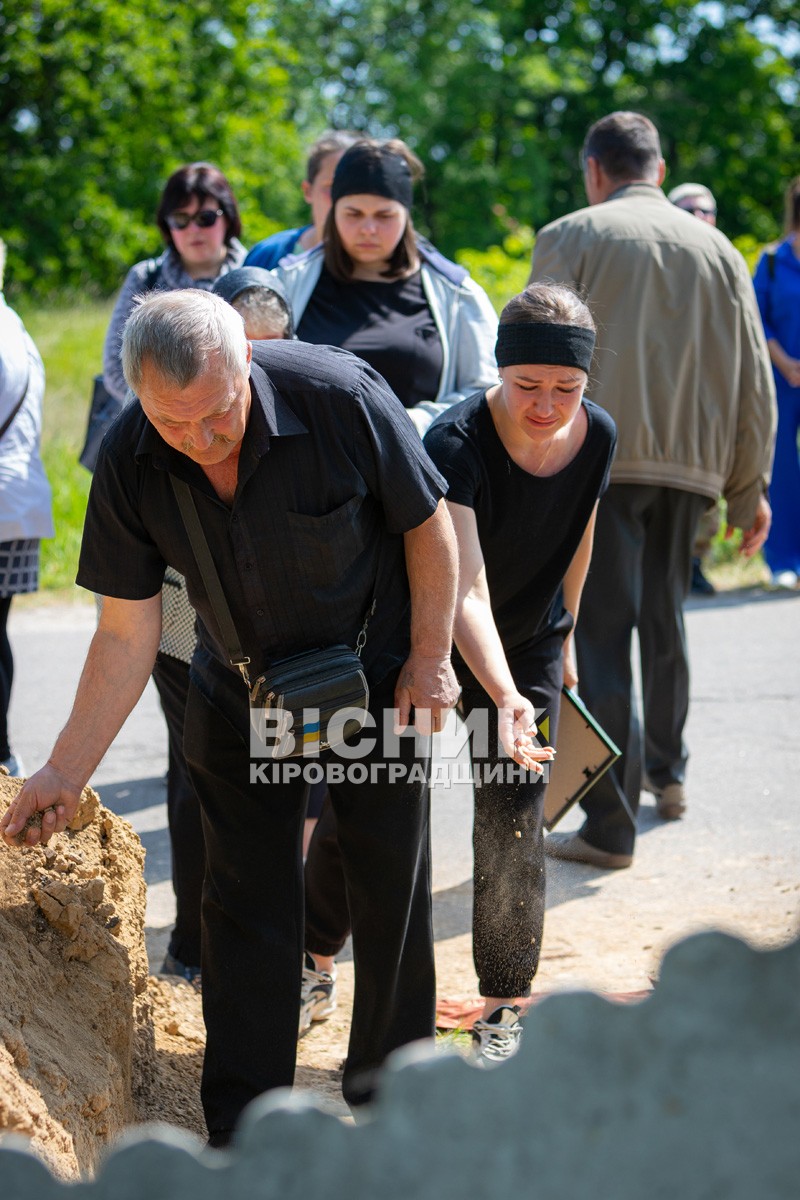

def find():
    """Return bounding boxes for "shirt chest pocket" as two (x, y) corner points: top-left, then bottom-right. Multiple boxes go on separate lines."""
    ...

(286, 493), (376, 591)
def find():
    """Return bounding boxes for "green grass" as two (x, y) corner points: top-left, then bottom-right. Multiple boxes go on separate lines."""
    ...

(435, 1028), (473, 1053)
(18, 300), (113, 592)
(703, 500), (769, 589)
(40, 440), (93, 591)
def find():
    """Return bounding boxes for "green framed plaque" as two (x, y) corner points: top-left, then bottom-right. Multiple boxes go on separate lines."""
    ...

(544, 686), (621, 831)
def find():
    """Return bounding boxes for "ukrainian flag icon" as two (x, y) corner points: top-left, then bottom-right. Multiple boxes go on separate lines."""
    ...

(302, 717), (321, 755)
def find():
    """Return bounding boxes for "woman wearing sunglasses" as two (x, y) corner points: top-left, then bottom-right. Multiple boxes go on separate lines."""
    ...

(102, 162), (245, 406)
(99, 162), (245, 988)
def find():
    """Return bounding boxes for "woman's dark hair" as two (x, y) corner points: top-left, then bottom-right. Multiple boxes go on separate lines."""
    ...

(323, 138), (424, 283)
(783, 176), (800, 234)
(500, 282), (596, 332)
(156, 162), (241, 249)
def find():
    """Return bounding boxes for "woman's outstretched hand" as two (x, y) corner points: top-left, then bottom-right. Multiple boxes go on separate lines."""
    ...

(498, 695), (556, 774)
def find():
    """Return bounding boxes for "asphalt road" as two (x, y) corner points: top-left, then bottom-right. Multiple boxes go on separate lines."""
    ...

(7, 584), (800, 972)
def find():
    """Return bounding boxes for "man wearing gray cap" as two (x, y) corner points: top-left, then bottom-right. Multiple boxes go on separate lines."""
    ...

(212, 266), (295, 339)
(667, 182), (718, 225)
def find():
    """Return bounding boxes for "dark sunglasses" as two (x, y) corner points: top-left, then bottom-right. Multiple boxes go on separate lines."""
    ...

(680, 204), (716, 217)
(166, 208), (224, 230)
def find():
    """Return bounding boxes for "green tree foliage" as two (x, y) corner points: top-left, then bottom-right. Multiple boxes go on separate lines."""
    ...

(270, 0), (800, 255)
(0, 0), (304, 297)
(1, 0), (798, 294)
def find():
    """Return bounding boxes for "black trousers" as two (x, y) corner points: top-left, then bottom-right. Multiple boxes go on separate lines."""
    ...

(183, 670), (434, 1134)
(575, 484), (709, 856)
(305, 636), (564, 999)
(305, 792), (351, 956)
(151, 651), (205, 968)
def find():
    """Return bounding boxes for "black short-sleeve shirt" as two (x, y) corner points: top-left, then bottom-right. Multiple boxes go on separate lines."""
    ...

(77, 339), (447, 723)
(424, 392), (616, 672)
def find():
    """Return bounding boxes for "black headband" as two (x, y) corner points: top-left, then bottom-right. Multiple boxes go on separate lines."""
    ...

(331, 145), (413, 209)
(495, 323), (595, 373)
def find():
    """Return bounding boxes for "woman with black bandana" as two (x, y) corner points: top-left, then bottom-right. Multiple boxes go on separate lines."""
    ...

(297, 280), (616, 1067)
(274, 137), (498, 435)
(423, 282), (616, 1064)
(274, 140), (498, 1038)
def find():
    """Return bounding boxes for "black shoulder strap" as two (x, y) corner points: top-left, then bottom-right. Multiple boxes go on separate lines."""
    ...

(0, 364), (30, 442)
(767, 250), (776, 281)
(169, 475), (252, 688)
(416, 236), (469, 286)
(144, 257), (162, 290)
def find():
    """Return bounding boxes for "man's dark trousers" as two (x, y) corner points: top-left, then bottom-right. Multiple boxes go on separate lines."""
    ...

(183, 669), (435, 1134)
(575, 483), (709, 856)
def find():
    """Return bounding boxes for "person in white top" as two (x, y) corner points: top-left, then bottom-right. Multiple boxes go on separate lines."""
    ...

(0, 239), (54, 777)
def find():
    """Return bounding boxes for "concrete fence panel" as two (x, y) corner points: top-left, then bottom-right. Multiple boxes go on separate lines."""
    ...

(1, 929), (799, 1199)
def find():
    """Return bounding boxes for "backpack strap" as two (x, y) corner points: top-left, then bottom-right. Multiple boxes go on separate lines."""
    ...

(416, 237), (469, 287)
(0, 374), (29, 441)
(767, 250), (776, 281)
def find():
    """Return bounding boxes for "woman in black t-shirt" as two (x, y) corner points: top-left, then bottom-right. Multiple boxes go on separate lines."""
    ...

(423, 282), (616, 1066)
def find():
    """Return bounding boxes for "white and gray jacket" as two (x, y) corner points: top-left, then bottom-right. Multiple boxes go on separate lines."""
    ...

(274, 241), (499, 434)
(0, 299), (53, 542)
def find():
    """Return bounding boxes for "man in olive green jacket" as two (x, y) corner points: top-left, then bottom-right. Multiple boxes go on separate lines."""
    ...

(530, 111), (775, 868)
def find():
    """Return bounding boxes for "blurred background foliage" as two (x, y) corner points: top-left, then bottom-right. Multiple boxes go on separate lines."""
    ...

(1, 0), (798, 300)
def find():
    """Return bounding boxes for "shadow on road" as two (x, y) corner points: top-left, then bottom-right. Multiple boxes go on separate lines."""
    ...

(686, 585), (800, 612)
(96, 775), (166, 816)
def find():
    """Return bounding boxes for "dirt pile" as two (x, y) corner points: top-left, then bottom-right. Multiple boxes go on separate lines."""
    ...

(0, 776), (156, 1178)
(0, 773), (345, 1182)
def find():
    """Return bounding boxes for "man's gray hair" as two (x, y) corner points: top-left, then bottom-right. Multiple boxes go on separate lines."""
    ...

(122, 289), (249, 392)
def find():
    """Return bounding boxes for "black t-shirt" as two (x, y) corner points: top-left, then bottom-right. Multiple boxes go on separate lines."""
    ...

(77, 340), (447, 731)
(297, 267), (443, 408)
(424, 392), (616, 672)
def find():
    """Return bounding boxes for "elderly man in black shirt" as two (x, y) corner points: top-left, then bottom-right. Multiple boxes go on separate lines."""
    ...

(1, 290), (460, 1141)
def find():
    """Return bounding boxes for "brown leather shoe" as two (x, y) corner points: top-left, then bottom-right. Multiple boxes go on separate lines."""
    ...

(544, 833), (633, 870)
(654, 782), (686, 821)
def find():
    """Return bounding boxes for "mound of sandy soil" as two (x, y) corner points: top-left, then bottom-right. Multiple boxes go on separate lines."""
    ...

(0, 774), (347, 1182)
(0, 776), (166, 1178)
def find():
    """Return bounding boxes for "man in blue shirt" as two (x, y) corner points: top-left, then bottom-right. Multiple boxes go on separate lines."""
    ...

(246, 131), (357, 269)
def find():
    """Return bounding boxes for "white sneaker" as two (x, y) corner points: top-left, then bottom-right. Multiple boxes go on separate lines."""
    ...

(471, 1005), (523, 1067)
(298, 951), (337, 1037)
(769, 570), (798, 590)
